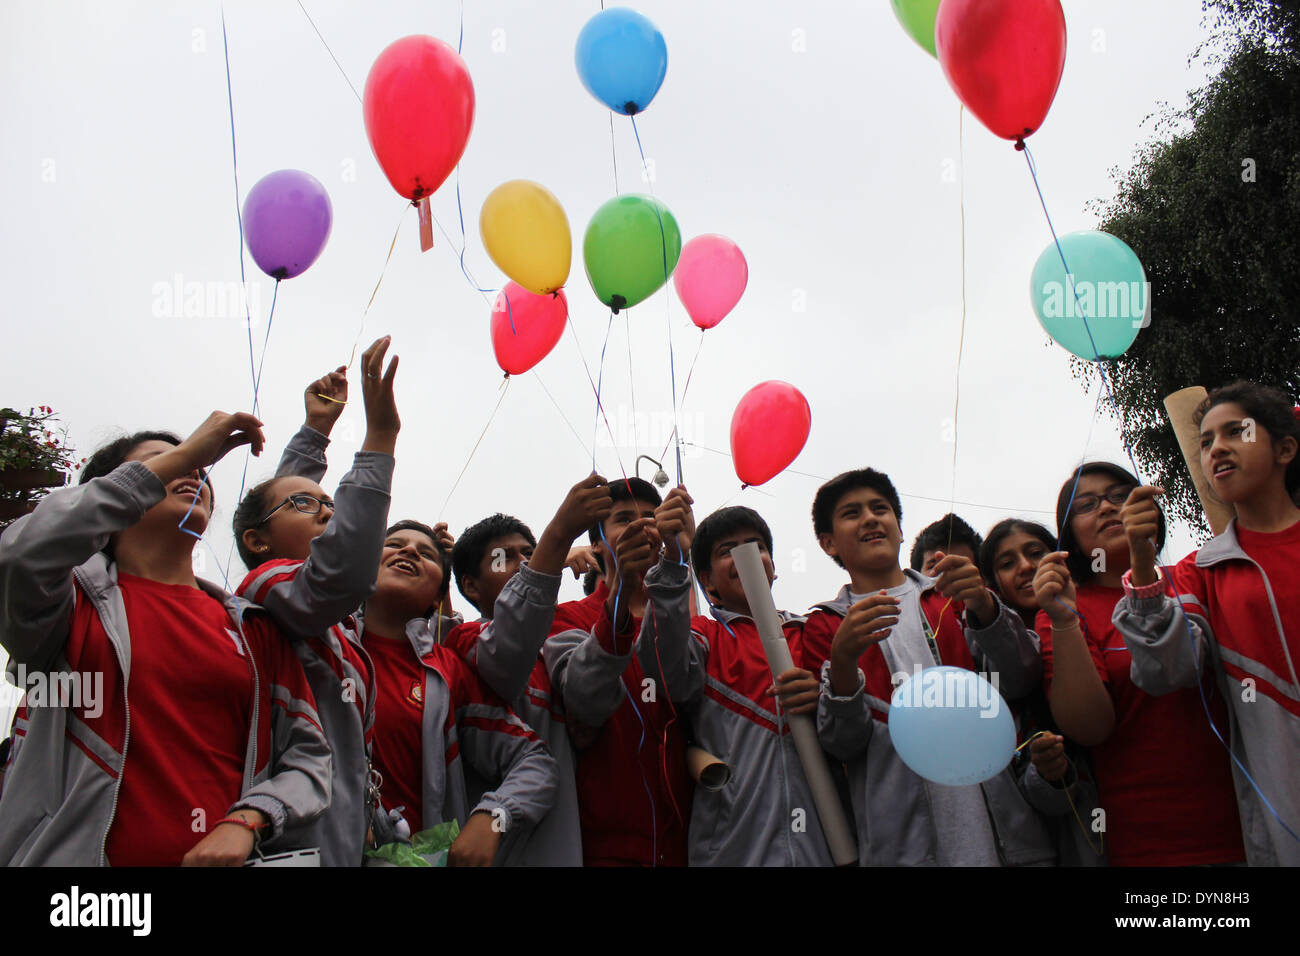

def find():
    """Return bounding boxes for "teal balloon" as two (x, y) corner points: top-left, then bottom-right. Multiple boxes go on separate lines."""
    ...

(583, 194), (681, 312)
(1030, 231), (1149, 360)
(888, 667), (1016, 787)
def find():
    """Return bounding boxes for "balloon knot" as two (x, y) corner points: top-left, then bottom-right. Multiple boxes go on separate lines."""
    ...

(1014, 138), (1026, 152)
(610, 294), (626, 314)
(623, 101), (640, 115)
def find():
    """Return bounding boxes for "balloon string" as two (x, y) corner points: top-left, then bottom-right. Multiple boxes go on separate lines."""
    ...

(251, 279), (281, 418)
(566, 307), (629, 480)
(947, 105), (968, 558)
(296, 1), (361, 100)
(593, 311), (616, 472)
(534, 371), (593, 459)
(348, 203), (411, 368)
(625, 314), (638, 453)
(628, 115), (683, 486)
(1014, 731), (1104, 856)
(658, 330), (704, 464)
(438, 375), (511, 522)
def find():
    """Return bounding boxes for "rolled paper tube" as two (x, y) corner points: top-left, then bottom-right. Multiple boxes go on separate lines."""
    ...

(686, 745), (732, 791)
(731, 542), (858, 866)
(1163, 386), (1236, 536)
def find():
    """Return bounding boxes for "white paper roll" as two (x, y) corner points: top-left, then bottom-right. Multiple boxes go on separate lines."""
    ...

(731, 542), (858, 866)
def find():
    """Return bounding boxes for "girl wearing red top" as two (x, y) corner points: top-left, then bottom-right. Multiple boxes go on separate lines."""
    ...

(0, 411), (331, 866)
(1117, 381), (1300, 865)
(1032, 461), (1245, 866)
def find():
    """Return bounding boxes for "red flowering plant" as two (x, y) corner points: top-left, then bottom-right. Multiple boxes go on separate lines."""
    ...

(0, 405), (86, 525)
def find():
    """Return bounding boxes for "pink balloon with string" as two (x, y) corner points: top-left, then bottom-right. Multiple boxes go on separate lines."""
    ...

(673, 234), (748, 330)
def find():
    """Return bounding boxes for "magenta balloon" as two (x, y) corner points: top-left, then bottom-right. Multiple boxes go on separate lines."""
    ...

(673, 234), (748, 330)
(242, 170), (333, 280)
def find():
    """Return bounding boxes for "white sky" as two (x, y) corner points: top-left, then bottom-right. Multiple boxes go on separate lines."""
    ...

(1, 0), (1218, 712)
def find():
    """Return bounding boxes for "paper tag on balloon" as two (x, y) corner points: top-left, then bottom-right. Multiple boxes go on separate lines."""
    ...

(417, 197), (434, 252)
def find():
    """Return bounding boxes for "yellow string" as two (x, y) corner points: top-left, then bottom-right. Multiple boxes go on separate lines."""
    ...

(312, 393), (346, 406)
(1015, 731), (1104, 856)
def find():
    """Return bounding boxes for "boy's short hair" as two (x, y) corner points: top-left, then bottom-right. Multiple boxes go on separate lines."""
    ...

(909, 513), (983, 571)
(691, 506), (774, 577)
(811, 468), (903, 570)
(587, 476), (663, 546)
(385, 519), (451, 600)
(451, 513), (537, 608)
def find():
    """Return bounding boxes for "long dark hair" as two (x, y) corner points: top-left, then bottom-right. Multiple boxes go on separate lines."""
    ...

(1055, 461), (1165, 584)
(979, 518), (1056, 623)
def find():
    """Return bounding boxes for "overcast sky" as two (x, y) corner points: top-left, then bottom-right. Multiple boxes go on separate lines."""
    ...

(1, 2), (1220, 713)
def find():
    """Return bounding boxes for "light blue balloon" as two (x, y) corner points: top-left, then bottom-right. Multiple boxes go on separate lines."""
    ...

(1029, 230), (1149, 360)
(888, 667), (1016, 786)
(575, 8), (667, 115)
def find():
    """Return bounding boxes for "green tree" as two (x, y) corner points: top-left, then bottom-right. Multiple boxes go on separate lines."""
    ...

(1087, 0), (1300, 539)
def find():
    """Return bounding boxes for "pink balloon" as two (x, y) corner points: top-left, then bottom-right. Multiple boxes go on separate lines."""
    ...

(490, 283), (568, 376)
(673, 234), (748, 330)
(730, 381), (811, 486)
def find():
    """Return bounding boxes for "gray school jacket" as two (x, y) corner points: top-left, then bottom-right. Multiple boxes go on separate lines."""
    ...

(236, 424), (393, 866)
(815, 575), (1056, 866)
(0, 462), (332, 865)
(451, 563), (583, 865)
(636, 560), (835, 866)
(1113, 525), (1300, 866)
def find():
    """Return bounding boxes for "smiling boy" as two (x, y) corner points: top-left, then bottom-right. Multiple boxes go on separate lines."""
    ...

(804, 468), (1050, 866)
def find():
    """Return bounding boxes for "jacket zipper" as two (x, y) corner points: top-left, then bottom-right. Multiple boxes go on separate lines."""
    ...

(76, 568), (130, 868)
(237, 606), (261, 791)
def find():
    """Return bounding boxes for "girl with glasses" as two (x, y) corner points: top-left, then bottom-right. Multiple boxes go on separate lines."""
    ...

(1032, 462), (1244, 866)
(231, 336), (400, 866)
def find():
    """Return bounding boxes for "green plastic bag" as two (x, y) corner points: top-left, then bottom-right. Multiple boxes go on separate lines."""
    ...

(364, 820), (460, 867)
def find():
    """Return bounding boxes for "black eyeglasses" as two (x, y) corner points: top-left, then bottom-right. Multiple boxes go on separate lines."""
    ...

(1071, 485), (1133, 518)
(255, 493), (334, 526)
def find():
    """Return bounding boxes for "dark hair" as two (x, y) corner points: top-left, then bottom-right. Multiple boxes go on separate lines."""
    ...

(1195, 380), (1300, 496)
(80, 431), (184, 485)
(811, 468), (902, 568)
(979, 519), (1057, 612)
(582, 566), (600, 596)
(385, 519), (451, 600)
(909, 513), (983, 571)
(587, 476), (663, 548)
(232, 475), (284, 570)
(451, 513), (537, 610)
(1055, 461), (1164, 583)
(79, 431), (194, 558)
(691, 506), (774, 577)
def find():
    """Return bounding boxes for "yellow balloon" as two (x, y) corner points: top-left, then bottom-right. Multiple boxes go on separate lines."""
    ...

(479, 180), (572, 295)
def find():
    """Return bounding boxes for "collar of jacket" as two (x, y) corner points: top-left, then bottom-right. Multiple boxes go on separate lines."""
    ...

(401, 612), (464, 659)
(708, 603), (807, 629)
(1195, 519), (1250, 567)
(810, 568), (936, 617)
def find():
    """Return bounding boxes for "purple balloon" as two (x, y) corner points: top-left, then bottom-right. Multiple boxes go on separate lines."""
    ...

(242, 169), (333, 280)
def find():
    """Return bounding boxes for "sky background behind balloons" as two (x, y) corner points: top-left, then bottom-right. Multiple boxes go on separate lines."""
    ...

(0, 1), (1220, 708)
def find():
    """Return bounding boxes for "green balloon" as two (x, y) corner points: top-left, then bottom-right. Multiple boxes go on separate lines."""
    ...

(890, 0), (941, 58)
(583, 194), (681, 312)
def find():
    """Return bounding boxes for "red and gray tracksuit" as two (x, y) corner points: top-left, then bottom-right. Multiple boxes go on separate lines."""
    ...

(543, 570), (692, 866)
(1113, 521), (1300, 865)
(0, 461), (331, 865)
(445, 562), (583, 866)
(242, 424), (392, 865)
(635, 559), (835, 865)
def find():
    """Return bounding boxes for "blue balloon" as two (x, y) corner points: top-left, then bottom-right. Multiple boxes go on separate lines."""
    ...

(1029, 230), (1149, 360)
(575, 8), (667, 115)
(887, 667), (1016, 786)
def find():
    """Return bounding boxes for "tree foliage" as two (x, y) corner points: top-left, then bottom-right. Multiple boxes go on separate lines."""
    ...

(1087, 0), (1300, 539)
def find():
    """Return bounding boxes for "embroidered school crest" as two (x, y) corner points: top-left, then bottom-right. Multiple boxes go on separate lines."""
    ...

(407, 680), (423, 707)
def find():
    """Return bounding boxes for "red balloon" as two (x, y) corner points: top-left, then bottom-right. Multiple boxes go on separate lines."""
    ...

(363, 36), (475, 201)
(730, 381), (811, 487)
(490, 283), (568, 376)
(935, 0), (1066, 143)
